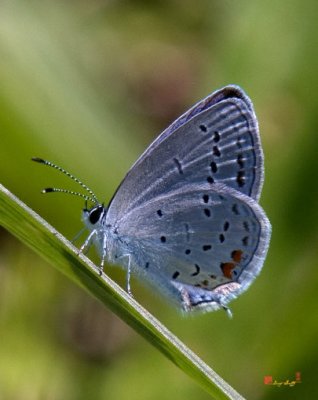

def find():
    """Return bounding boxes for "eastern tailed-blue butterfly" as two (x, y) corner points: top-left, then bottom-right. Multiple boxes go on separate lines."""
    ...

(33, 85), (271, 316)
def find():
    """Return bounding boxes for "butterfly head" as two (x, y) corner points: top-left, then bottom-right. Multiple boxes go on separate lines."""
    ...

(82, 204), (107, 228)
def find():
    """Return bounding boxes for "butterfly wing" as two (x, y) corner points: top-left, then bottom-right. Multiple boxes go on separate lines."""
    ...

(107, 85), (263, 225)
(112, 182), (271, 311)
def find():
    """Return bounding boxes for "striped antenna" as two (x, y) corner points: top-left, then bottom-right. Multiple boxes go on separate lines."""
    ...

(32, 157), (99, 204)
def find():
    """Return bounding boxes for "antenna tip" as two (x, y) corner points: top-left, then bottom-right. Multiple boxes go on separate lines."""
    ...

(42, 188), (54, 193)
(32, 157), (46, 164)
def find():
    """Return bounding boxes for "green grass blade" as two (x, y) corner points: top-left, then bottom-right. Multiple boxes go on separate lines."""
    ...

(0, 183), (244, 400)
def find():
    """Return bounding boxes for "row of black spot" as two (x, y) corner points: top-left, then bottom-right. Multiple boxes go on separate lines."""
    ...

(172, 263), (201, 280)
(206, 129), (220, 183)
(173, 254), (245, 282)
(172, 128), (221, 177)
(201, 125), (248, 190)
(160, 235), (212, 246)
(158, 214), (231, 245)
(171, 265), (239, 282)
(231, 204), (251, 244)
(171, 259), (241, 282)
(236, 138), (246, 187)
(158, 207), (249, 246)
(202, 193), (225, 204)
(183, 244), (212, 255)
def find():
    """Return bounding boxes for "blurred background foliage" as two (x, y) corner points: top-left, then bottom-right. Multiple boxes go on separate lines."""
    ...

(0, 0), (317, 399)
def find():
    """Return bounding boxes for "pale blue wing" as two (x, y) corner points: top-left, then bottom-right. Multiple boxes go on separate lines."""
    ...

(110, 182), (271, 311)
(107, 85), (263, 225)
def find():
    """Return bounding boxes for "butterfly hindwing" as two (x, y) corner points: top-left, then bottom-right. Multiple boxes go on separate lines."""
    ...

(113, 182), (270, 310)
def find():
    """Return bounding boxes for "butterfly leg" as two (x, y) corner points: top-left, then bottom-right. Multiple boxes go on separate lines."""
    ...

(99, 233), (107, 276)
(113, 253), (133, 296)
(71, 227), (86, 244)
(126, 254), (132, 296)
(79, 229), (96, 255)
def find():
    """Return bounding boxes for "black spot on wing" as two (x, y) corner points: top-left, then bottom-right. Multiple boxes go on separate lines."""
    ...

(191, 264), (200, 276)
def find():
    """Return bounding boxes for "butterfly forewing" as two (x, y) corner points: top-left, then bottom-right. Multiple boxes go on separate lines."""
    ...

(107, 86), (263, 225)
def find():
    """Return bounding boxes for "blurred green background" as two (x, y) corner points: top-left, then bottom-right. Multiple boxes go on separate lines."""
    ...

(0, 0), (317, 399)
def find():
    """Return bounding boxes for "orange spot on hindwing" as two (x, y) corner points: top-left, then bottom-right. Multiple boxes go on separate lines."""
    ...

(220, 262), (236, 279)
(220, 249), (244, 279)
(231, 249), (243, 263)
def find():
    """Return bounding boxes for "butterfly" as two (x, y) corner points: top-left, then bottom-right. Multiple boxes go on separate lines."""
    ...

(33, 85), (271, 316)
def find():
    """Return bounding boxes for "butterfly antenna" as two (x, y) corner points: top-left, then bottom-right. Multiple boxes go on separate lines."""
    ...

(41, 187), (97, 203)
(32, 157), (99, 204)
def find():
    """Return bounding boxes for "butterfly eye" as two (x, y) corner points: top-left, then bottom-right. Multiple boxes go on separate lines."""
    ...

(89, 206), (104, 225)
